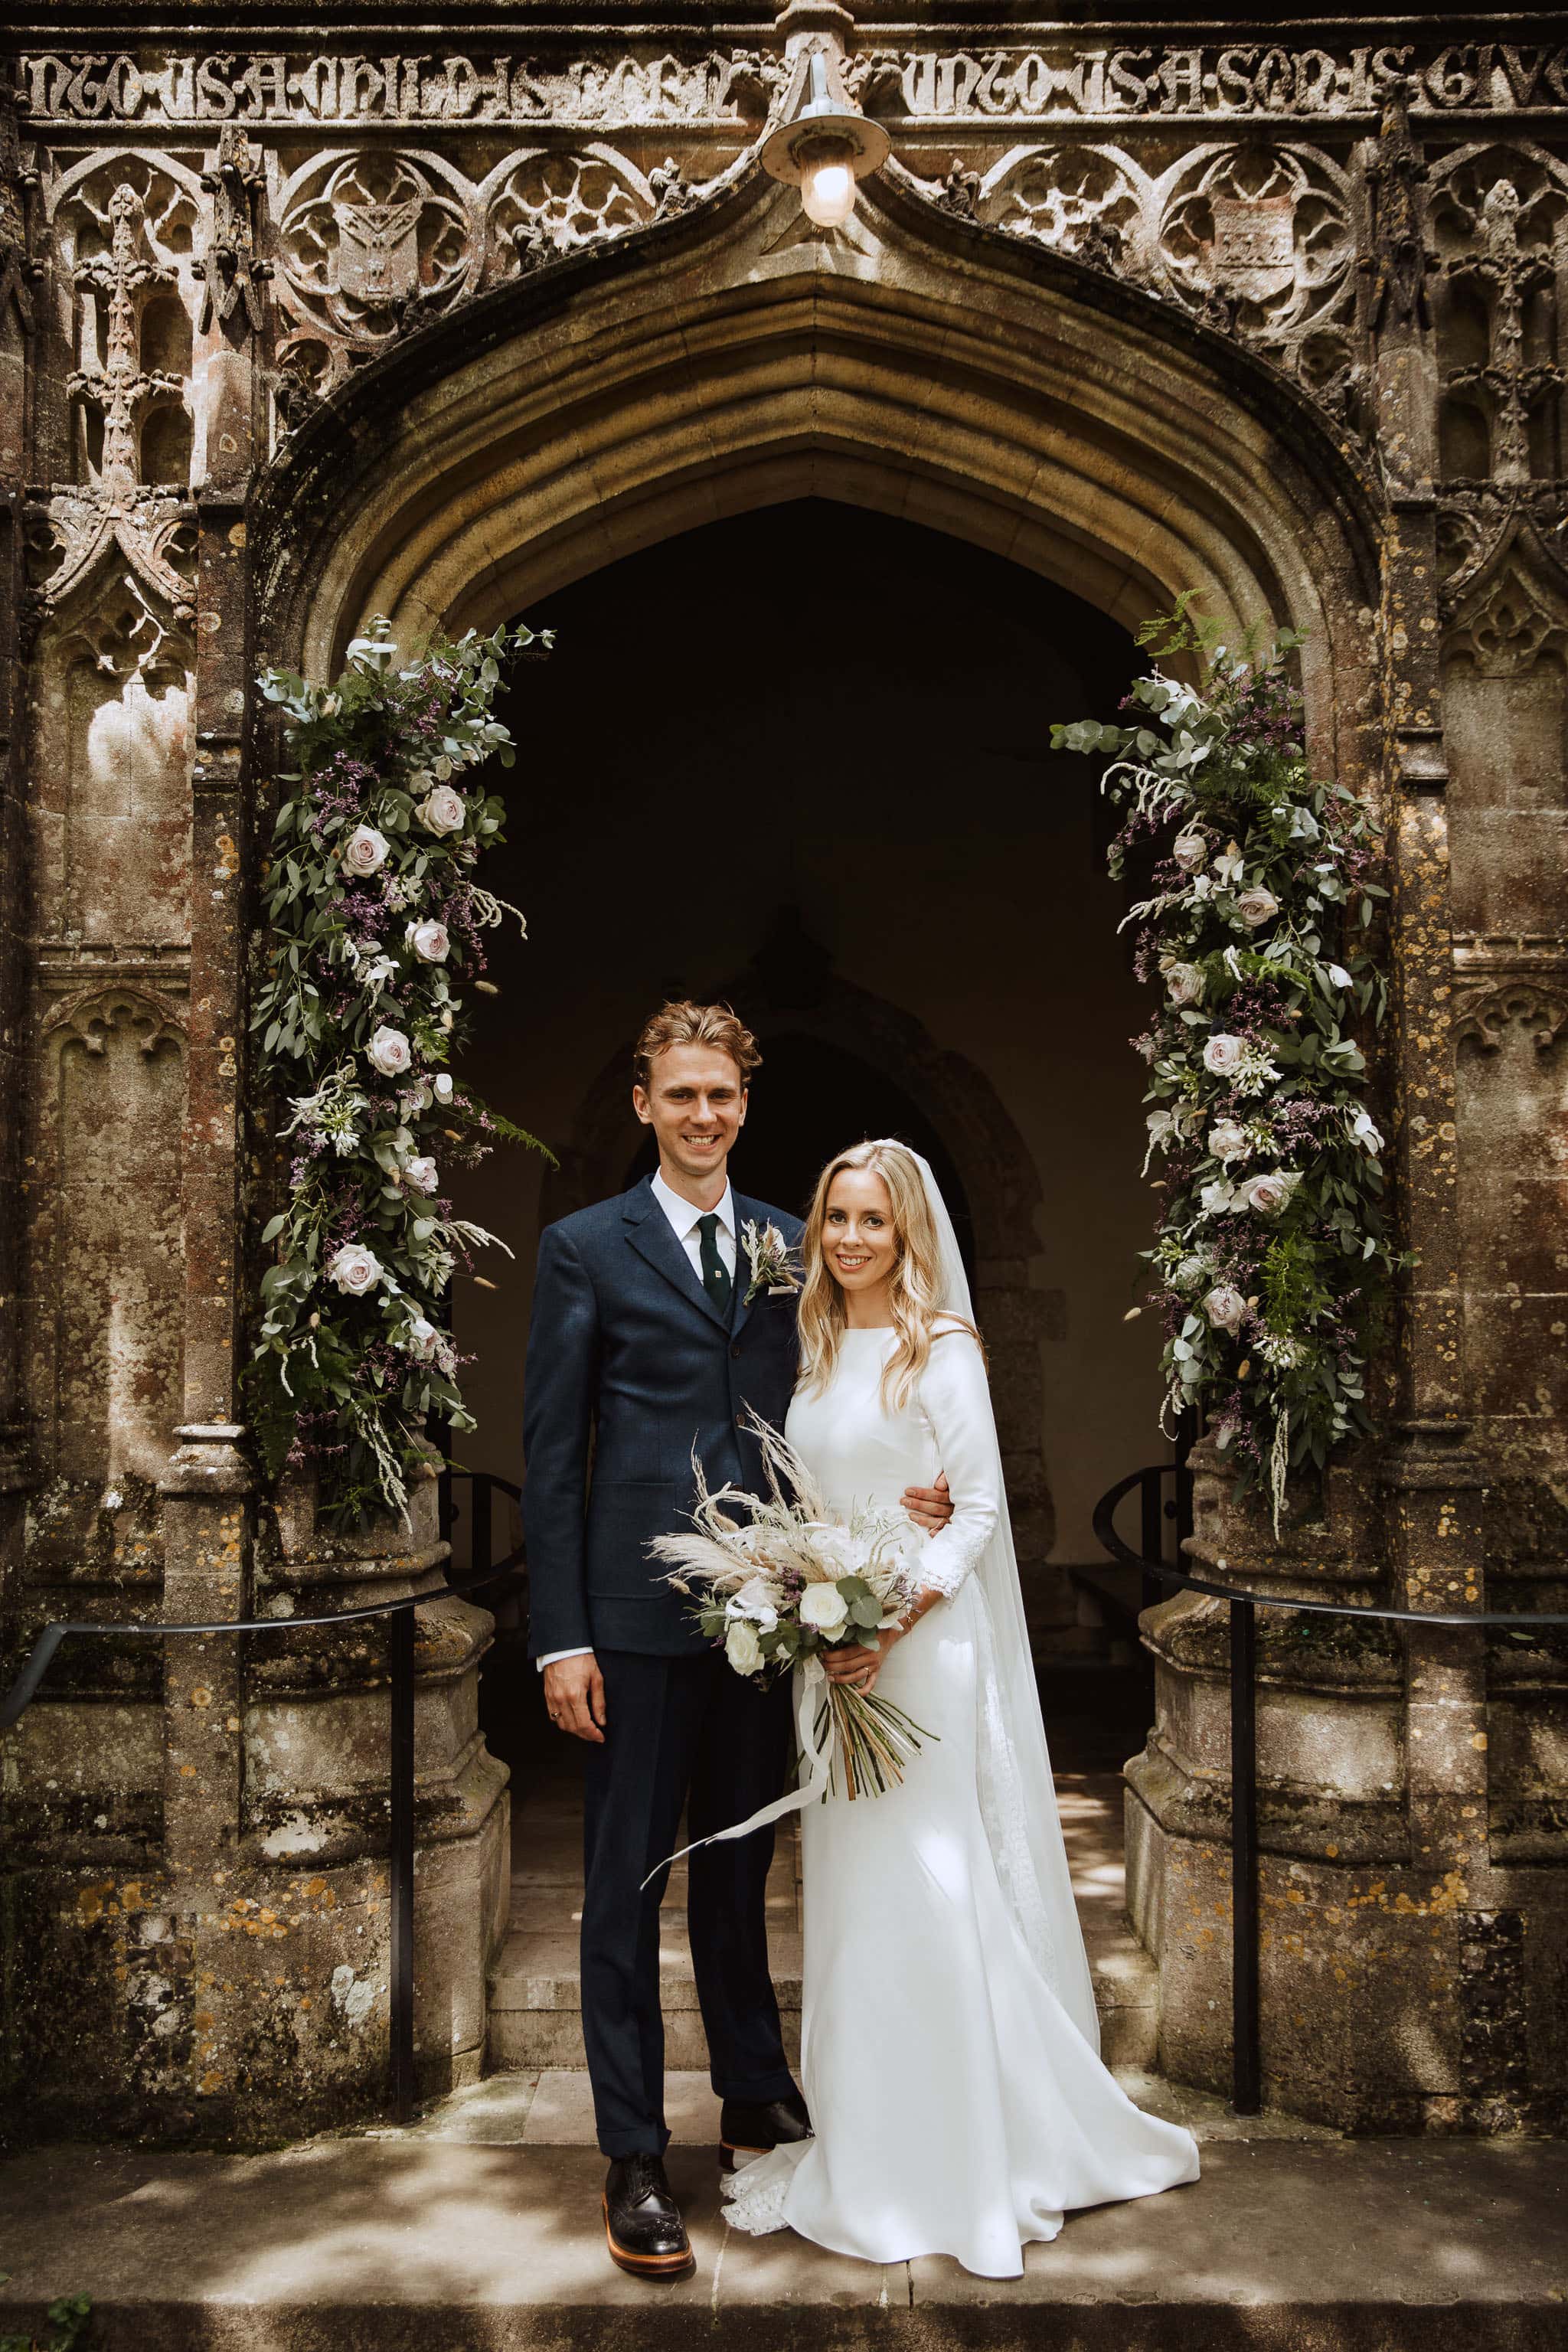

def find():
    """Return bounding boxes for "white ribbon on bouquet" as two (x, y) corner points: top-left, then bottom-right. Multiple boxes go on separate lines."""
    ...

(640, 1655), (831, 1890)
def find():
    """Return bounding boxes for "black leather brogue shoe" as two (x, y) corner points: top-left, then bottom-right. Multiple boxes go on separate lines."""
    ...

(603, 2152), (694, 2282)
(718, 2089), (812, 2173)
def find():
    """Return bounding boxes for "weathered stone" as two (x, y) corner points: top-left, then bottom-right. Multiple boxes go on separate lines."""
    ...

(2, 2), (1567, 2150)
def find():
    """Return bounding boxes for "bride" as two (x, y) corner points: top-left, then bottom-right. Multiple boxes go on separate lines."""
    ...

(720, 1138), (1200, 2277)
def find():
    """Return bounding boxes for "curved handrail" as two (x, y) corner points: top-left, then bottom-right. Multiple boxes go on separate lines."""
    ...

(0, 1474), (528, 1734)
(1093, 1464), (1568, 1628)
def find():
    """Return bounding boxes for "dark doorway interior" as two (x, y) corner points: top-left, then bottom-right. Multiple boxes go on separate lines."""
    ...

(456, 498), (1162, 1775)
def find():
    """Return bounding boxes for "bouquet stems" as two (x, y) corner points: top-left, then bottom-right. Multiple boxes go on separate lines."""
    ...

(815, 1682), (936, 1801)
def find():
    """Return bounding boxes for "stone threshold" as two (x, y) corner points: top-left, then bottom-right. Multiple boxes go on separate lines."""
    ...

(2, 2132), (1566, 2349)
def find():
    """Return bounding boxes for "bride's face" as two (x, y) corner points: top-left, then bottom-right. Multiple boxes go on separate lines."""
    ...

(820, 1168), (900, 1301)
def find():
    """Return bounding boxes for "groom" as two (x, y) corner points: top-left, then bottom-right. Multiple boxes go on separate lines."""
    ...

(523, 1001), (951, 2280)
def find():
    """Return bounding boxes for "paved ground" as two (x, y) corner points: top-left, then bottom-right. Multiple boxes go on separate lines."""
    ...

(3, 2131), (1566, 2349)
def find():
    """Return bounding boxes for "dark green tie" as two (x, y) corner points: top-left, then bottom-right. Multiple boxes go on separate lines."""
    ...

(697, 1213), (733, 1318)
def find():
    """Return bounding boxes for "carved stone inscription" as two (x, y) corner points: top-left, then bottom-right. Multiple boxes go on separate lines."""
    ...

(18, 41), (1568, 129)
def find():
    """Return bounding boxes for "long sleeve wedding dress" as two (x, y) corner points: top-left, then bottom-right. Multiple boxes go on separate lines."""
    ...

(720, 1296), (1200, 2277)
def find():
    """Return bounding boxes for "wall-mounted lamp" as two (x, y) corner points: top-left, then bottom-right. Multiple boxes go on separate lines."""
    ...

(759, 41), (890, 230)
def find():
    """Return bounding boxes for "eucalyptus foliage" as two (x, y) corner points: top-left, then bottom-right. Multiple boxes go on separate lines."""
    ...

(1052, 597), (1403, 1527)
(248, 616), (552, 1526)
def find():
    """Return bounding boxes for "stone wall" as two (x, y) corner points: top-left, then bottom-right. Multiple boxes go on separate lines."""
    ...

(1, 4), (1566, 2142)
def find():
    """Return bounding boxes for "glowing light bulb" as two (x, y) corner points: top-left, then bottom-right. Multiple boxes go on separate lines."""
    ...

(800, 150), (858, 229)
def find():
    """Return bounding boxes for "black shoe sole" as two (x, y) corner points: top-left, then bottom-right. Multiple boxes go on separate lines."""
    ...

(603, 2195), (696, 2282)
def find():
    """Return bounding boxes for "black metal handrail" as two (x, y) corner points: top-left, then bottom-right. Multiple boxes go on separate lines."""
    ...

(1094, 1462), (1568, 2119)
(0, 1468), (525, 2124)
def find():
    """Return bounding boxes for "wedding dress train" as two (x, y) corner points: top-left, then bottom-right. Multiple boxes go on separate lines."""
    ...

(720, 1308), (1200, 2276)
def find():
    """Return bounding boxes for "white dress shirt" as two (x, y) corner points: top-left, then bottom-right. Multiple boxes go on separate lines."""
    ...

(537, 1172), (738, 1672)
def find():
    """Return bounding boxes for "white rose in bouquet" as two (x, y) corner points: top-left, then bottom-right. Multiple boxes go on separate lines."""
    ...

(1164, 962), (1205, 1007)
(405, 1155), (439, 1195)
(1202, 1283), (1248, 1331)
(407, 919), (450, 962)
(368, 1024), (412, 1076)
(416, 784), (467, 835)
(725, 1619), (764, 1675)
(328, 1243), (383, 1296)
(1171, 828), (1207, 873)
(1236, 887), (1280, 929)
(726, 1574), (780, 1635)
(342, 824), (389, 876)
(1203, 1033), (1245, 1078)
(1208, 1119), (1250, 1162)
(799, 1583), (851, 1636)
(1234, 1170), (1296, 1216)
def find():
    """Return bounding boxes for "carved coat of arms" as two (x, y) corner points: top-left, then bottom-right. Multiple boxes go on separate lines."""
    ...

(333, 196), (423, 305)
(1207, 194), (1298, 301)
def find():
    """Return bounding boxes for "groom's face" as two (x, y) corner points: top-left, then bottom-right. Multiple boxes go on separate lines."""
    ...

(633, 1044), (747, 1189)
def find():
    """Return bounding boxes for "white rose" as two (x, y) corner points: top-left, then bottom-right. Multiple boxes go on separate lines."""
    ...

(1236, 887), (1280, 929)
(415, 785), (467, 836)
(407, 919), (450, 963)
(1202, 1284), (1248, 1332)
(1171, 828), (1207, 873)
(724, 1619), (764, 1675)
(404, 1314), (449, 1364)
(368, 1024), (412, 1076)
(1351, 1108), (1383, 1155)
(1203, 1033), (1245, 1078)
(726, 1575), (780, 1635)
(328, 1243), (382, 1297)
(1208, 1119), (1250, 1162)
(405, 1155), (439, 1195)
(342, 824), (389, 876)
(799, 1582), (850, 1635)
(433, 1072), (454, 1103)
(1236, 1171), (1296, 1217)
(1164, 962), (1205, 1008)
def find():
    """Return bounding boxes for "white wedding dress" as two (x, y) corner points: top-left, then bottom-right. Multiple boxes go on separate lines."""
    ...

(720, 1297), (1200, 2276)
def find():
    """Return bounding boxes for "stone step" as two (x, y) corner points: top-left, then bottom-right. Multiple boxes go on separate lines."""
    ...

(485, 1919), (1157, 2072)
(8, 2130), (1565, 2351)
(488, 1769), (1161, 2075)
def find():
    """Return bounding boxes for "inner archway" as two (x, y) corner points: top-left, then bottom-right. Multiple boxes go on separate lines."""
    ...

(452, 499), (1159, 1688)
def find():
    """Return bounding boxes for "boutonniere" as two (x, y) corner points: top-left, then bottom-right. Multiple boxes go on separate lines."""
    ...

(741, 1218), (802, 1308)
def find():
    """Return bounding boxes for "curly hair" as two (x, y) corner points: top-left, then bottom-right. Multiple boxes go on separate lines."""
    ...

(632, 1000), (762, 1091)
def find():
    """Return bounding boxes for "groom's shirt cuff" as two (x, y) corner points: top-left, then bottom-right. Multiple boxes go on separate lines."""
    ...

(537, 1646), (593, 1672)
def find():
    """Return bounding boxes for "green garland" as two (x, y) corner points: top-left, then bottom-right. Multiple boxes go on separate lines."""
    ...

(247, 617), (552, 1527)
(1052, 599), (1406, 1528)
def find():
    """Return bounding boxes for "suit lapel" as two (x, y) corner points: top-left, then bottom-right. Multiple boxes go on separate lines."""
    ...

(729, 1197), (760, 1342)
(623, 1178), (732, 1331)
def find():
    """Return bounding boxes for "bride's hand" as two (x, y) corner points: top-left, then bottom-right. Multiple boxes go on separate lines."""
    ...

(822, 1626), (903, 1694)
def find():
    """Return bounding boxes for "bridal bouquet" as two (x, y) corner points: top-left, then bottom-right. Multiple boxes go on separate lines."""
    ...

(650, 1410), (936, 1799)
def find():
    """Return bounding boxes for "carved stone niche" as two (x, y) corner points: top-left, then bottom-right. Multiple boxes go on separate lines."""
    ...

(47, 152), (202, 494)
(1454, 984), (1568, 1426)
(1441, 515), (1568, 939)
(28, 582), (194, 952)
(25, 986), (187, 1574)
(1427, 144), (1568, 486)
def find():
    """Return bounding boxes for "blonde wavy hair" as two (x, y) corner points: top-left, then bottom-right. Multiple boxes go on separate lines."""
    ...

(797, 1140), (985, 1412)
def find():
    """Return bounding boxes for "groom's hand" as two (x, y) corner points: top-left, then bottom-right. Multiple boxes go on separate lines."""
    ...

(544, 1653), (607, 1743)
(903, 1472), (953, 1534)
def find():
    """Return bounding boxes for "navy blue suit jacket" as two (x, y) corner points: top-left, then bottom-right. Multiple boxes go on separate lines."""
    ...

(522, 1178), (805, 1658)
